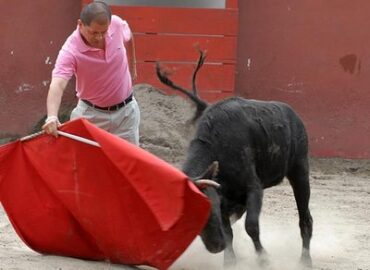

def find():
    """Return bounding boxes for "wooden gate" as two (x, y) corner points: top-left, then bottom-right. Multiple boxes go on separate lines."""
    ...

(82, 0), (238, 102)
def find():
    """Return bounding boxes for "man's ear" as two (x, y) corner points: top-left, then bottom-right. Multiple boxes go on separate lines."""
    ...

(77, 19), (83, 28)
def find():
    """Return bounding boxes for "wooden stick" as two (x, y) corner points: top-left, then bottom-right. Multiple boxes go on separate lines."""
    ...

(20, 131), (45, 142)
(57, 131), (100, 148)
(20, 130), (100, 148)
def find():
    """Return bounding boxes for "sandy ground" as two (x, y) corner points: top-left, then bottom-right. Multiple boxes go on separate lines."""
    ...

(1, 84), (369, 270)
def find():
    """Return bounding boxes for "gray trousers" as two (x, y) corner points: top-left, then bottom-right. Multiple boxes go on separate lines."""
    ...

(70, 97), (140, 146)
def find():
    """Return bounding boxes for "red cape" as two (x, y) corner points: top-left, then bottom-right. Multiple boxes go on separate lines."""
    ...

(0, 119), (210, 270)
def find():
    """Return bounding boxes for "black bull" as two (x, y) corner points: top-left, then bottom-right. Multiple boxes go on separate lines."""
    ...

(183, 97), (313, 266)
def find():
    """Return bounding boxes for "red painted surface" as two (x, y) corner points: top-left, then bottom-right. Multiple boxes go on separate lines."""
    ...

(111, 6), (238, 35)
(138, 62), (235, 97)
(1, 1), (237, 137)
(226, 0), (238, 9)
(81, 0), (238, 100)
(0, 0), (79, 137)
(134, 34), (237, 63)
(110, 5), (239, 98)
(236, 1), (370, 158)
(2, 1), (369, 159)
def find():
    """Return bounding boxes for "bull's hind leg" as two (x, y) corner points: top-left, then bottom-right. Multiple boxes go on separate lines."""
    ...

(245, 185), (268, 266)
(287, 157), (313, 267)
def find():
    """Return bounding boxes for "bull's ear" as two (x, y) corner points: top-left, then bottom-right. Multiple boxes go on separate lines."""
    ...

(199, 161), (219, 180)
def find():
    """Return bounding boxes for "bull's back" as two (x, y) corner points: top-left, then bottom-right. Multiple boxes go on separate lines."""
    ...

(195, 97), (308, 186)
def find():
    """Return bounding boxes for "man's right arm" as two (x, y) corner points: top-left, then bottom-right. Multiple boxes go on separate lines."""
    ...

(42, 77), (69, 137)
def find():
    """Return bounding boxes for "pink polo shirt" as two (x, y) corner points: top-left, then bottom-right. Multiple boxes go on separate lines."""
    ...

(52, 15), (132, 107)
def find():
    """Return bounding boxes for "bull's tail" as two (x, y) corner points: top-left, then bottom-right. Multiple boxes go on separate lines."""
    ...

(155, 49), (209, 122)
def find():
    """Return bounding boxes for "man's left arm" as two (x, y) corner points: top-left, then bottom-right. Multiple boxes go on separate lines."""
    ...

(125, 34), (137, 82)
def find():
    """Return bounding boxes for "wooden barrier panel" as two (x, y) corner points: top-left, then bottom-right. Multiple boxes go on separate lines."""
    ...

(111, 6), (238, 36)
(226, 0), (238, 9)
(81, 0), (238, 101)
(134, 34), (237, 63)
(138, 62), (235, 93)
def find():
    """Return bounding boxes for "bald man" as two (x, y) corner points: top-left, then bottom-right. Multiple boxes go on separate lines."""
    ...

(43, 1), (140, 145)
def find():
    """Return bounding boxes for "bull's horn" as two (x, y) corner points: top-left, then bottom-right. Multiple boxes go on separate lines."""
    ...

(195, 179), (221, 189)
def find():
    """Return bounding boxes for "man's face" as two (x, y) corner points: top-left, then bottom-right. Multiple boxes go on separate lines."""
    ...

(78, 19), (110, 48)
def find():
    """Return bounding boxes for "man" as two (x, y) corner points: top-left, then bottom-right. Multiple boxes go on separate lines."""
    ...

(42, 1), (140, 145)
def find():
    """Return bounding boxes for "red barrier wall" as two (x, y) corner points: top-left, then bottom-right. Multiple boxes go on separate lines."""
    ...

(0, 0), (80, 138)
(236, 1), (370, 158)
(2, 1), (370, 159)
(81, 0), (238, 102)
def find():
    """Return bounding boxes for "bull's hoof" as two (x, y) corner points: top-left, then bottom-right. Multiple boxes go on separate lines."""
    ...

(224, 252), (237, 268)
(224, 259), (236, 269)
(300, 253), (313, 268)
(257, 250), (269, 268)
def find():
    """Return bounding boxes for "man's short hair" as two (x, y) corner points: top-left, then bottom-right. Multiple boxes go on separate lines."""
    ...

(80, 1), (112, 25)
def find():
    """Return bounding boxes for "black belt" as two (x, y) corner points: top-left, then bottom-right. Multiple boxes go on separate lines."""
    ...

(82, 94), (133, 111)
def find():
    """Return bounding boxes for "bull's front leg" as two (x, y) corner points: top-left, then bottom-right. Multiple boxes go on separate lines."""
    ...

(221, 213), (236, 267)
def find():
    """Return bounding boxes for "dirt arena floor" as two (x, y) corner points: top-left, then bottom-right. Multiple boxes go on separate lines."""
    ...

(0, 84), (369, 270)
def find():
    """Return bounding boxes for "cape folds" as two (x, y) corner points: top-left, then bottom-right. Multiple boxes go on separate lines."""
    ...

(0, 119), (210, 270)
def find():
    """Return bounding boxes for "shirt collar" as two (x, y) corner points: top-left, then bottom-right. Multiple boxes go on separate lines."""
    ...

(75, 25), (113, 53)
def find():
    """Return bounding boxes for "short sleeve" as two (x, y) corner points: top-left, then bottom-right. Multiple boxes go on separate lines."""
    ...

(112, 15), (132, 43)
(52, 47), (76, 80)
(122, 20), (132, 43)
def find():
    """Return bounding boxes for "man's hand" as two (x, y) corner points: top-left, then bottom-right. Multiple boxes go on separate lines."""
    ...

(42, 116), (61, 137)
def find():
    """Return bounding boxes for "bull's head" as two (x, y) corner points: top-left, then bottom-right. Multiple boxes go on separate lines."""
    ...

(194, 161), (227, 253)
